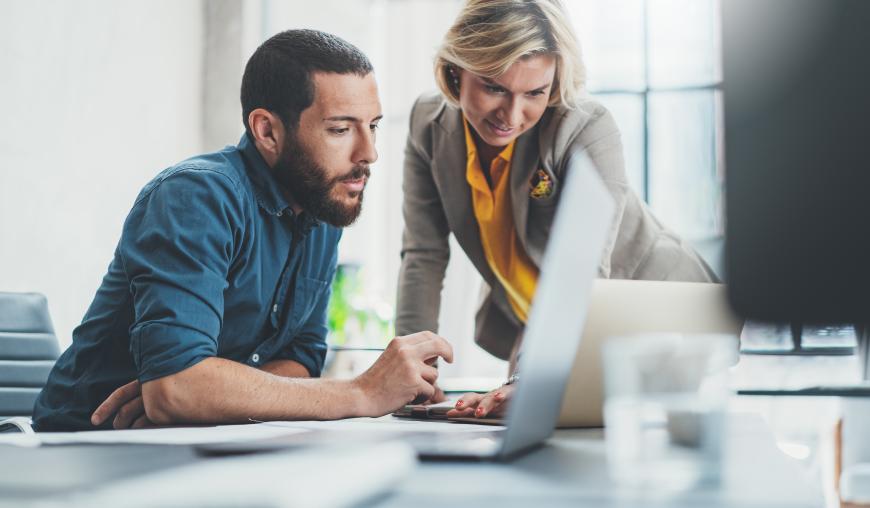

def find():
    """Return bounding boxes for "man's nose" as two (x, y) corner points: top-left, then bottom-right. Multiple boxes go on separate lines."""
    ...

(354, 127), (378, 165)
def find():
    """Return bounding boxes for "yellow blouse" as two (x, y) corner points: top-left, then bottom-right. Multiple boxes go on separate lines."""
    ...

(464, 118), (539, 323)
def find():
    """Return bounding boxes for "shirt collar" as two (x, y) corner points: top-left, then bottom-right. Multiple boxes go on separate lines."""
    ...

(238, 133), (321, 235)
(463, 116), (515, 193)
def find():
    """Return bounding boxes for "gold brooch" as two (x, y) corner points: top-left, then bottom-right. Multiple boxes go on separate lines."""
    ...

(529, 168), (555, 199)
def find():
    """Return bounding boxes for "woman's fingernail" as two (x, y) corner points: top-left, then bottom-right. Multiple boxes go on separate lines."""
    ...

(456, 400), (464, 407)
(495, 392), (504, 400)
(476, 407), (484, 416)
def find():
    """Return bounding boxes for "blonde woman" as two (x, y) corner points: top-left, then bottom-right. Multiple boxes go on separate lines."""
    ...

(396, 0), (714, 418)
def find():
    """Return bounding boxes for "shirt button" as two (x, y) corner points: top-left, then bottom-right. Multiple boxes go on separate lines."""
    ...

(251, 353), (260, 363)
(272, 304), (278, 313)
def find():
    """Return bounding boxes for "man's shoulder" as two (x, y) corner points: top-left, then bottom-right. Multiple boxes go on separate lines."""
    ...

(135, 147), (250, 207)
(159, 147), (247, 191)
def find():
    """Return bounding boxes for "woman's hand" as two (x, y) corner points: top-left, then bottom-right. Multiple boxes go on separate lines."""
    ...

(445, 384), (515, 419)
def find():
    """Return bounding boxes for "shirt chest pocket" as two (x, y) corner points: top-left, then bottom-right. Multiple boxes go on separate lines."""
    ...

(291, 275), (330, 324)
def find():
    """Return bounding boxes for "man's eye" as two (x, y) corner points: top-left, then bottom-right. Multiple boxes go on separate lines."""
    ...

(369, 123), (380, 131)
(328, 128), (349, 135)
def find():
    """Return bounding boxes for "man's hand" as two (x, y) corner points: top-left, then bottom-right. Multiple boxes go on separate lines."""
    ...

(91, 380), (155, 429)
(446, 384), (515, 419)
(422, 384), (447, 404)
(352, 331), (453, 416)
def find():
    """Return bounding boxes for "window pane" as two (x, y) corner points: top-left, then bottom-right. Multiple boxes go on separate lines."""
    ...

(590, 93), (645, 196)
(648, 90), (723, 239)
(648, 0), (721, 88)
(569, 0), (646, 91)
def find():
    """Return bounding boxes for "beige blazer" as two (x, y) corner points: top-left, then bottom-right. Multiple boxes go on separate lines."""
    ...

(396, 92), (715, 359)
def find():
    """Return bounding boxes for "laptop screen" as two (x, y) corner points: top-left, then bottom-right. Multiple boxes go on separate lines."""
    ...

(500, 154), (615, 458)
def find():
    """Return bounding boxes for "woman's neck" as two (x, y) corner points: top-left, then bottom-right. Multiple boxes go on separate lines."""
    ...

(470, 127), (503, 170)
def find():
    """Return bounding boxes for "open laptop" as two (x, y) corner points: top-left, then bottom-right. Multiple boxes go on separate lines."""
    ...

(557, 279), (743, 427)
(403, 155), (615, 460)
(400, 279), (743, 430)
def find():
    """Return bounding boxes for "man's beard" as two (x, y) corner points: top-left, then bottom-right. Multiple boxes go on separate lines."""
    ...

(271, 132), (369, 228)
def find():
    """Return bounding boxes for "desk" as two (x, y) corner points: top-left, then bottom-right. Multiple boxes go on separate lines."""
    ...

(0, 414), (822, 508)
(372, 415), (822, 507)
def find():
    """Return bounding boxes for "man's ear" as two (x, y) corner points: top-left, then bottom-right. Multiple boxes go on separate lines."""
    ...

(247, 108), (286, 166)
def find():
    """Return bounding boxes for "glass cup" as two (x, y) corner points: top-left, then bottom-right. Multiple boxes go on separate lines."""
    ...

(603, 333), (738, 491)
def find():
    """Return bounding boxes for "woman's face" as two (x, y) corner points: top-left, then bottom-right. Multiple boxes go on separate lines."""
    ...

(458, 53), (556, 150)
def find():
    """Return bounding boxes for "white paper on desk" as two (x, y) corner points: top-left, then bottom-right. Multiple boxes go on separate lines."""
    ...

(66, 440), (417, 508)
(0, 422), (309, 447)
(262, 415), (506, 432)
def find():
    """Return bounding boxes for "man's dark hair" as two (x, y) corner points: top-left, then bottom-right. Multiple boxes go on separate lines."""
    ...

(240, 29), (373, 133)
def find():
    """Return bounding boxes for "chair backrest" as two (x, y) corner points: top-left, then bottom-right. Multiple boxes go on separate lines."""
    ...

(0, 292), (60, 418)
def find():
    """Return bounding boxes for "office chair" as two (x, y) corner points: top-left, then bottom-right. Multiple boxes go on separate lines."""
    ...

(0, 292), (60, 433)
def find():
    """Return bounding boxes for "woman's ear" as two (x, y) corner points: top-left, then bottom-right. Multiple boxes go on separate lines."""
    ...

(448, 65), (461, 94)
(247, 109), (285, 166)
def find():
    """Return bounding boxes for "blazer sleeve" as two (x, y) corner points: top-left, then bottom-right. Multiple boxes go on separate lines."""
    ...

(395, 98), (452, 336)
(556, 101), (715, 283)
(554, 103), (630, 278)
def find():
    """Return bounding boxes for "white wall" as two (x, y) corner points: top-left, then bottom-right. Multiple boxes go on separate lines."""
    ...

(0, 0), (204, 348)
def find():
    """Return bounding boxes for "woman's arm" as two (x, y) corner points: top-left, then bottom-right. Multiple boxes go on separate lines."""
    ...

(395, 103), (452, 336)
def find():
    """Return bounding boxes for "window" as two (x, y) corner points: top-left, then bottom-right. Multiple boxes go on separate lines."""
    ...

(569, 0), (724, 241)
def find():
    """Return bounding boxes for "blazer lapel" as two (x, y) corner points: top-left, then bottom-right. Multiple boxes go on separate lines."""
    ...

(431, 107), (495, 283)
(510, 123), (541, 254)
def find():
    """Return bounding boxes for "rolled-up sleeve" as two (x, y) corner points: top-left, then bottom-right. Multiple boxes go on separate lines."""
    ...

(119, 168), (243, 383)
(279, 288), (330, 378)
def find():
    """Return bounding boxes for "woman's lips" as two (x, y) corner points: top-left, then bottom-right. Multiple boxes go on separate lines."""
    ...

(485, 118), (516, 138)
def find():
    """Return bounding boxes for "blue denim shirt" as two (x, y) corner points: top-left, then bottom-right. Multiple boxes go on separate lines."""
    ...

(32, 134), (340, 431)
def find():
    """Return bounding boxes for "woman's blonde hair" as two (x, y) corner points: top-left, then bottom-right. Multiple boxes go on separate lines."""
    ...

(434, 0), (586, 109)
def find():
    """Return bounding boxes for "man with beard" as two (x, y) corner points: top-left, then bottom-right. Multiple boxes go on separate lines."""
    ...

(31, 29), (452, 431)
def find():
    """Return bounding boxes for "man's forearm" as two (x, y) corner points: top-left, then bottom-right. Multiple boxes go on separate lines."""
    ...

(261, 359), (311, 378)
(141, 357), (365, 425)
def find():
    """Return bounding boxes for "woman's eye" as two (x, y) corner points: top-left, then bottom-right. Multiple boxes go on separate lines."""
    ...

(485, 85), (506, 94)
(528, 90), (546, 97)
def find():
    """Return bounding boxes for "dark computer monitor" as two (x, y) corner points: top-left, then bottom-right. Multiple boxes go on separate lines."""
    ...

(723, 0), (870, 325)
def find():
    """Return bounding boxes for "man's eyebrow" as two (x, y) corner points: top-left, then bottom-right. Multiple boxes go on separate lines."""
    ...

(323, 114), (384, 123)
